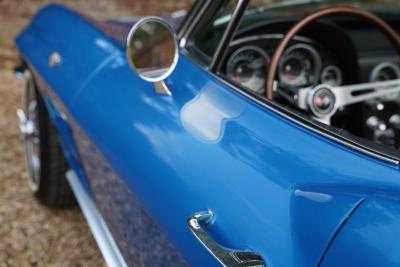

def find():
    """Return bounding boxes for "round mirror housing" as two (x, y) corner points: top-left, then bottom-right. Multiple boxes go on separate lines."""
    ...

(127, 17), (178, 94)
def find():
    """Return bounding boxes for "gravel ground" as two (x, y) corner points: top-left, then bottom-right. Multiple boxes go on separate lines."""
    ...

(0, 1), (192, 266)
(0, 67), (107, 266)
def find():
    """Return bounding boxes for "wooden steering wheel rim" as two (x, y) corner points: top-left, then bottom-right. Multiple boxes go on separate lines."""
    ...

(265, 6), (400, 100)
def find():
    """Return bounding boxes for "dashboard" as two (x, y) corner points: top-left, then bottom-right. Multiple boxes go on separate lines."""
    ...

(222, 21), (400, 151)
(225, 34), (400, 96)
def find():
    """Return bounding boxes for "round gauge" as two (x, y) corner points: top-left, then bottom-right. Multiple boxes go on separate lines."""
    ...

(370, 62), (400, 101)
(226, 46), (269, 95)
(370, 62), (400, 82)
(321, 65), (343, 86)
(278, 43), (321, 88)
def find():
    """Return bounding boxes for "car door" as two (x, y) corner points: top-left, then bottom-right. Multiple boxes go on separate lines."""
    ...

(69, 40), (400, 267)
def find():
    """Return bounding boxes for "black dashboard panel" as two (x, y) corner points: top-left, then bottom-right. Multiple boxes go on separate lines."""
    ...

(223, 14), (400, 152)
(225, 33), (348, 96)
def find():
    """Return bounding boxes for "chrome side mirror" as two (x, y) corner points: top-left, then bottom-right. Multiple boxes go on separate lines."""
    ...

(126, 17), (179, 95)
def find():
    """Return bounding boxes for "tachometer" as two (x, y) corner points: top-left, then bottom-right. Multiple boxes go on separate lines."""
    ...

(226, 46), (269, 95)
(279, 43), (321, 88)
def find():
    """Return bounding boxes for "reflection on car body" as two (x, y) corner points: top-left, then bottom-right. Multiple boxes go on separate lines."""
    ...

(15, 0), (400, 266)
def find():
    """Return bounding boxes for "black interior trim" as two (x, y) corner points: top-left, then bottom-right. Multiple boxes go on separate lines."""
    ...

(180, 0), (400, 165)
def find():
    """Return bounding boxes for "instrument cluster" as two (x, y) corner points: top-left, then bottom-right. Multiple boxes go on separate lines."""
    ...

(225, 40), (343, 95)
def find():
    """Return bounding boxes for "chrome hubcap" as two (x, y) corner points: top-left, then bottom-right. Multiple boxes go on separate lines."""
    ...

(17, 71), (41, 192)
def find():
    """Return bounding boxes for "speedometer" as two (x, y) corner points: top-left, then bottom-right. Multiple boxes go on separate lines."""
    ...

(226, 46), (269, 95)
(278, 43), (321, 88)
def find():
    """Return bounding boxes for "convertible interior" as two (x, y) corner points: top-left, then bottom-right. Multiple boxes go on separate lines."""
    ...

(191, 0), (400, 154)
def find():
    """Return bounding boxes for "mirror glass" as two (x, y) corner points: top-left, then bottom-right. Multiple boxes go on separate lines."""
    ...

(127, 17), (178, 83)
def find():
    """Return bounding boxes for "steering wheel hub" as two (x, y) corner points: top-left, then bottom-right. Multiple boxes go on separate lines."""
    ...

(309, 85), (336, 118)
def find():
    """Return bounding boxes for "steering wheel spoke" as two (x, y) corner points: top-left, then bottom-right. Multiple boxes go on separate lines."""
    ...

(294, 79), (400, 125)
(333, 79), (400, 107)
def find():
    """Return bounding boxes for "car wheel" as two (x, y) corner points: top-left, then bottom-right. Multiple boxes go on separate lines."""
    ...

(18, 69), (75, 208)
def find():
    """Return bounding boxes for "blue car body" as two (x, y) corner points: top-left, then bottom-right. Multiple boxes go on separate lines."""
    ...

(15, 3), (400, 267)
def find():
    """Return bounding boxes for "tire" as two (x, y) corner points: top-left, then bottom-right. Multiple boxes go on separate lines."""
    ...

(20, 69), (75, 208)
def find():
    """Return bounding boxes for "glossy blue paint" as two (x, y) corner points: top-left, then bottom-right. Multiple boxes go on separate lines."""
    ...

(40, 93), (80, 164)
(38, 91), (91, 193)
(71, 48), (400, 266)
(15, 3), (400, 267)
(321, 198), (400, 267)
(15, 4), (118, 108)
(70, 116), (190, 266)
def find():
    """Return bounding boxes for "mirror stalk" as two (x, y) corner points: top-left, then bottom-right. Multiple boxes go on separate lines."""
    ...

(154, 81), (172, 96)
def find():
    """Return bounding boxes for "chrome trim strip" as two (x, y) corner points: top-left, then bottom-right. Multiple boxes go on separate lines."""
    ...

(205, 68), (400, 165)
(66, 170), (128, 267)
(180, 46), (399, 164)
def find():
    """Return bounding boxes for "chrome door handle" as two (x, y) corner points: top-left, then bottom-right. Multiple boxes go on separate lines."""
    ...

(187, 211), (266, 267)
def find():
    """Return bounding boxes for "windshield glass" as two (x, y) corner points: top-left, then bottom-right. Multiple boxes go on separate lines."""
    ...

(214, 0), (400, 26)
(190, 0), (400, 58)
(248, 0), (400, 10)
(248, 0), (400, 15)
(189, 0), (237, 60)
